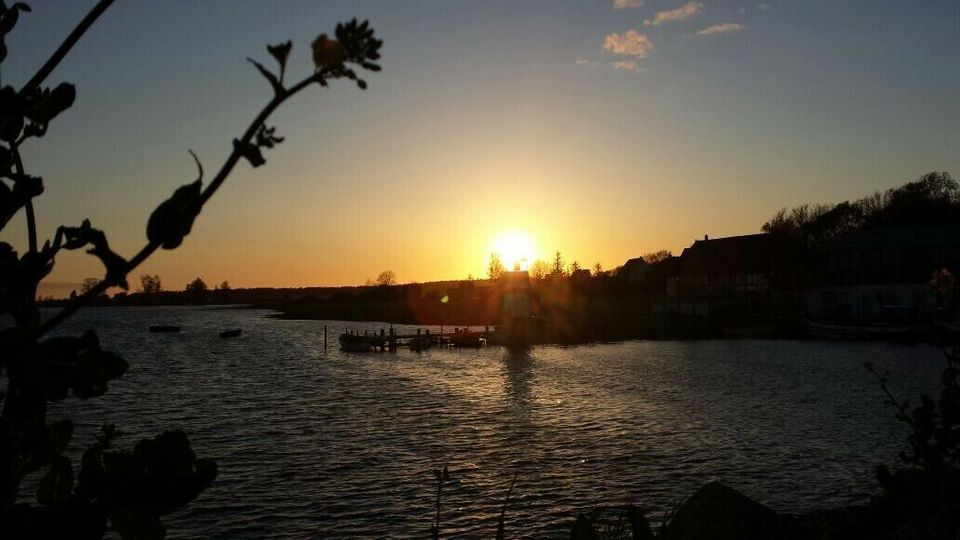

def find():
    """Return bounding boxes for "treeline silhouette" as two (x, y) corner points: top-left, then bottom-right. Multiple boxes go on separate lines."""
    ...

(272, 171), (959, 341)
(59, 171), (960, 344)
(762, 171), (958, 248)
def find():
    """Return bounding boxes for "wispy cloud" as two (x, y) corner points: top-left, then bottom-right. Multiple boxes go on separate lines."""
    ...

(603, 30), (653, 58)
(644, 2), (703, 27)
(697, 23), (745, 36)
(576, 58), (598, 68)
(610, 60), (643, 72)
(757, 3), (771, 11)
(613, 0), (644, 9)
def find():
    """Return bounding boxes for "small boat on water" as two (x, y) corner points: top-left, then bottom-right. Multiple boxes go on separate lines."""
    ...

(219, 329), (242, 338)
(339, 332), (385, 352)
(149, 325), (180, 333)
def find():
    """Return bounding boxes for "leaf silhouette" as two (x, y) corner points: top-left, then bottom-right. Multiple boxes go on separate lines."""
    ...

(233, 139), (265, 167)
(147, 180), (202, 249)
(247, 57), (283, 96)
(38, 329), (129, 401)
(267, 40), (292, 73)
(255, 125), (283, 149)
(24, 83), (75, 126)
(146, 153), (204, 249)
(59, 219), (129, 288)
(0, 2), (31, 62)
(0, 174), (43, 232)
(0, 85), (25, 142)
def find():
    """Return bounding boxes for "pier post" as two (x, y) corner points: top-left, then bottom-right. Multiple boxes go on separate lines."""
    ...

(324, 324), (327, 352)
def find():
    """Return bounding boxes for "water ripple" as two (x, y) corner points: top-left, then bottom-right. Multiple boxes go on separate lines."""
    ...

(35, 306), (943, 538)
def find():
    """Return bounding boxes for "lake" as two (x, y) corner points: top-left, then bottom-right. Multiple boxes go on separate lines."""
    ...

(29, 306), (944, 538)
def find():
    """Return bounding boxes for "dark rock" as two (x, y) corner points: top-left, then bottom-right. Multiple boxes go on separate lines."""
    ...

(570, 514), (599, 540)
(660, 482), (782, 540)
(627, 505), (656, 540)
(570, 483), (894, 540)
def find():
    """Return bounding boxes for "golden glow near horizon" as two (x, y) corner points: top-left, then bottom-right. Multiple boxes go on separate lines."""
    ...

(490, 230), (539, 271)
(19, 2), (959, 298)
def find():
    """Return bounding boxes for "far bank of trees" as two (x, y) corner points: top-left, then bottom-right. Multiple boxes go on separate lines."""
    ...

(60, 171), (959, 306)
(140, 274), (162, 293)
(761, 171), (958, 249)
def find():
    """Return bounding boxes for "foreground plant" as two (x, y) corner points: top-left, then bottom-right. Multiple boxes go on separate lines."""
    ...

(867, 348), (960, 539)
(0, 1), (381, 537)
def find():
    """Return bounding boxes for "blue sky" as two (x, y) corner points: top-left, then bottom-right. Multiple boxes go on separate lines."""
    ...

(2, 0), (958, 293)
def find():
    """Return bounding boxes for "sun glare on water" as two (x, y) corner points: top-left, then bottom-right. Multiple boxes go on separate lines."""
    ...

(491, 230), (538, 271)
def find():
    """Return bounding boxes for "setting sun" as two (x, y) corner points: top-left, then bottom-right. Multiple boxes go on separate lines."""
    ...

(8, 2), (960, 538)
(491, 230), (538, 271)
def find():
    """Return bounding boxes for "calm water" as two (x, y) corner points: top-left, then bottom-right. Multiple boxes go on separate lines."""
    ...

(27, 306), (943, 538)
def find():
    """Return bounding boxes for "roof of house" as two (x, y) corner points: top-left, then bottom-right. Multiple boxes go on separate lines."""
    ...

(678, 233), (773, 274)
(622, 257), (650, 270)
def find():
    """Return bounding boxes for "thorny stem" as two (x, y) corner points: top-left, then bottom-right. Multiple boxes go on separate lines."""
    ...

(19, 0), (116, 97)
(37, 70), (331, 337)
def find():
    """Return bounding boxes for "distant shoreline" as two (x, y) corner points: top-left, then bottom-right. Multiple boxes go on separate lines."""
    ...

(40, 300), (932, 345)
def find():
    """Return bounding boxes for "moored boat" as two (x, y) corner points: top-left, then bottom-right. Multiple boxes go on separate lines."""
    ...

(219, 329), (242, 338)
(408, 334), (432, 351)
(339, 332), (385, 352)
(449, 330), (485, 348)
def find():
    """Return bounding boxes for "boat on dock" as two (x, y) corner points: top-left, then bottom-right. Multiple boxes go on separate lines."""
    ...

(339, 332), (385, 352)
(448, 329), (485, 348)
(408, 334), (432, 351)
(149, 325), (180, 333)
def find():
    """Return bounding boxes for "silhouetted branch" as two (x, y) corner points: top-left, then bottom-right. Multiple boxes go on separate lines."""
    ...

(2, 11), (382, 536)
(10, 145), (35, 253)
(3, 0), (114, 261)
(36, 68), (334, 337)
(247, 57), (283, 96)
(196, 70), (324, 208)
(19, 0), (115, 96)
(865, 361), (924, 438)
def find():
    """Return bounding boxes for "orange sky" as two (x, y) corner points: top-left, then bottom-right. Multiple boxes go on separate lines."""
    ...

(5, 2), (957, 297)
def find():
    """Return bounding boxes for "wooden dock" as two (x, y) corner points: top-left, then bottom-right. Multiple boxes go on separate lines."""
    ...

(333, 326), (493, 352)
